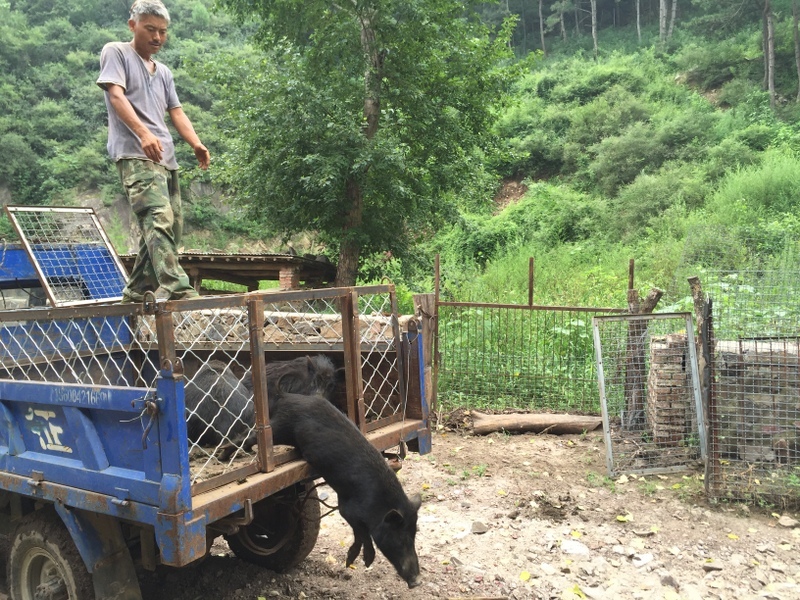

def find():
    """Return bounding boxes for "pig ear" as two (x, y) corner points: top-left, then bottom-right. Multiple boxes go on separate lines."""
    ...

(383, 509), (405, 527)
(409, 493), (422, 511)
(306, 355), (315, 372)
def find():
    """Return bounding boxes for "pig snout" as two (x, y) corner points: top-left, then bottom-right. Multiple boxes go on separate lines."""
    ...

(400, 556), (421, 588)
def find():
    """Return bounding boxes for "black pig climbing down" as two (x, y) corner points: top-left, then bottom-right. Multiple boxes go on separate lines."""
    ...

(270, 392), (422, 588)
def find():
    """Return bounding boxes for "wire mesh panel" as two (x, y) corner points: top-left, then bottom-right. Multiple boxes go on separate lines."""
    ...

(699, 269), (800, 507)
(0, 305), (160, 388)
(437, 303), (624, 413)
(146, 286), (407, 487)
(6, 206), (128, 306)
(357, 290), (405, 426)
(593, 313), (705, 477)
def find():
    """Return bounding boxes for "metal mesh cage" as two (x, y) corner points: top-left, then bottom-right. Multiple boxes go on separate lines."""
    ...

(5, 206), (128, 306)
(698, 269), (800, 506)
(0, 284), (408, 490)
(593, 313), (705, 477)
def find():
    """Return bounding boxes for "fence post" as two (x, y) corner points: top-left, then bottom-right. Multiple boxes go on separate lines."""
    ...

(688, 276), (715, 496)
(414, 293), (436, 415)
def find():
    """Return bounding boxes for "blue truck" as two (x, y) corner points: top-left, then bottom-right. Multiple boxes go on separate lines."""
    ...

(0, 221), (431, 600)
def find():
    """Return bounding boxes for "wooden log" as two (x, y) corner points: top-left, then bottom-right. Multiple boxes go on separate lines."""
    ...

(471, 412), (602, 436)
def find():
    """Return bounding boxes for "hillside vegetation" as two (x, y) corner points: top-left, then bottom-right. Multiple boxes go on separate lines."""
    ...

(3, 0), (800, 308)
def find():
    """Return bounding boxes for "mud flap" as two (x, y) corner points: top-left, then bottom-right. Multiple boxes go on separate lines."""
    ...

(54, 503), (143, 600)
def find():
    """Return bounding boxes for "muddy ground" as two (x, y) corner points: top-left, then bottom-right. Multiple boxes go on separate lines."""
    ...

(129, 421), (800, 600)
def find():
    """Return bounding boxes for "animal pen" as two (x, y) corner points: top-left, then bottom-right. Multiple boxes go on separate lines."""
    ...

(434, 253), (800, 507)
(433, 258), (626, 415)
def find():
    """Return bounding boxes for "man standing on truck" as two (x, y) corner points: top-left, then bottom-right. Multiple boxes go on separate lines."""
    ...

(97, 0), (210, 303)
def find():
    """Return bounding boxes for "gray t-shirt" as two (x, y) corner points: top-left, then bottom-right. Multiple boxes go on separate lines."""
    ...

(97, 42), (181, 170)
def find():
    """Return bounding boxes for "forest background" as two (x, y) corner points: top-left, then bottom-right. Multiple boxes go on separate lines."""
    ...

(2, 0), (800, 313)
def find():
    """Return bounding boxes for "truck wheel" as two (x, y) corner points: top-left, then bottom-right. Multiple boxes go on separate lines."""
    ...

(7, 508), (94, 600)
(225, 482), (321, 572)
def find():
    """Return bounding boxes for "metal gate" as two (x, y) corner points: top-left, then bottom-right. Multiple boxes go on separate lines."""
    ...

(592, 312), (706, 476)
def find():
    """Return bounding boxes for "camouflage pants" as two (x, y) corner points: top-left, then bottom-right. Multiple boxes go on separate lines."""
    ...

(117, 159), (197, 300)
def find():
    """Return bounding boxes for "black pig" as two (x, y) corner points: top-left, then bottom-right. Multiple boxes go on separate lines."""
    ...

(270, 392), (422, 587)
(185, 355), (340, 450)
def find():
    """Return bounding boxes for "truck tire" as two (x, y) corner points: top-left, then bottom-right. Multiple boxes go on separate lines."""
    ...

(225, 482), (320, 572)
(7, 507), (94, 600)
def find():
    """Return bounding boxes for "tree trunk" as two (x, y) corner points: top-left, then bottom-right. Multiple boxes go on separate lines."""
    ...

(561, 9), (567, 41)
(765, 0), (776, 108)
(575, 0), (581, 36)
(590, 0), (598, 59)
(539, 0), (547, 56)
(794, 1), (800, 101)
(336, 9), (384, 287)
(636, 0), (641, 43)
(337, 180), (363, 287)
(667, 0), (677, 39)
(659, 0), (667, 43)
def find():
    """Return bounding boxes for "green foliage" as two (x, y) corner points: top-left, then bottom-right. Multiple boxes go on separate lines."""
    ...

(609, 163), (710, 239)
(214, 0), (514, 276)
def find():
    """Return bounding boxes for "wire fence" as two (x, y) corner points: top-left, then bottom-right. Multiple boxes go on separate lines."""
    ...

(436, 302), (625, 414)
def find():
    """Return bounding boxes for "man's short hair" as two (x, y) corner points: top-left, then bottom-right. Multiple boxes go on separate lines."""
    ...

(130, 0), (170, 24)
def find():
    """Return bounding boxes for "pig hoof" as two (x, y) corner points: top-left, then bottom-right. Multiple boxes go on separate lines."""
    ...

(407, 578), (422, 589)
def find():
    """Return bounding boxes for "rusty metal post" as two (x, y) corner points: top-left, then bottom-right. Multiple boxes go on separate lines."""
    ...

(528, 257), (535, 307)
(340, 290), (366, 432)
(388, 285), (408, 417)
(247, 295), (274, 473)
(433, 254), (440, 415)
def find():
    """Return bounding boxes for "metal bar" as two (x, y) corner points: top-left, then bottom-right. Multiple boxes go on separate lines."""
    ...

(438, 301), (626, 313)
(388, 286), (408, 421)
(433, 254), (440, 414)
(528, 257), (534, 307)
(247, 295), (273, 473)
(683, 313), (707, 464)
(339, 292), (360, 427)
(350, 290), (367, 432)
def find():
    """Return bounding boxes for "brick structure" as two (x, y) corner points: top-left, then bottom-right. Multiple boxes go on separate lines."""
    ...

(646, 334), (692, 446)
(279, 266), (301, 290)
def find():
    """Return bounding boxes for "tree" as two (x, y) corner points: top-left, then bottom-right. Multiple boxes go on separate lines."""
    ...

(636, 0), (641, 43)
(539, 0), (547, 55)
(794, 0), (800, 101)
(764, 0), (775, 107)
(216, 0), (513, 286)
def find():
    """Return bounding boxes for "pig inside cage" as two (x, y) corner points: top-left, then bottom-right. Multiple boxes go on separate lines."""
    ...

(0, 287), (416, 490)
(141, 290), (414, 488)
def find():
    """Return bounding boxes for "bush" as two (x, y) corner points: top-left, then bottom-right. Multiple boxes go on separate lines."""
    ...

(609, 164), (709, 240)
(708, 149), (800, 218)
(703, 138), (760, 181)
(588, 122), (663, 195)
(673, 38), (749, 90)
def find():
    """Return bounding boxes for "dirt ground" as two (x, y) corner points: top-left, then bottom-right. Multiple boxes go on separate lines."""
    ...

(134, 421), (800, 600)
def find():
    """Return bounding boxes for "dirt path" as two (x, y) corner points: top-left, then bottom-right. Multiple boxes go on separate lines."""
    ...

(137, 429), (800, 599)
